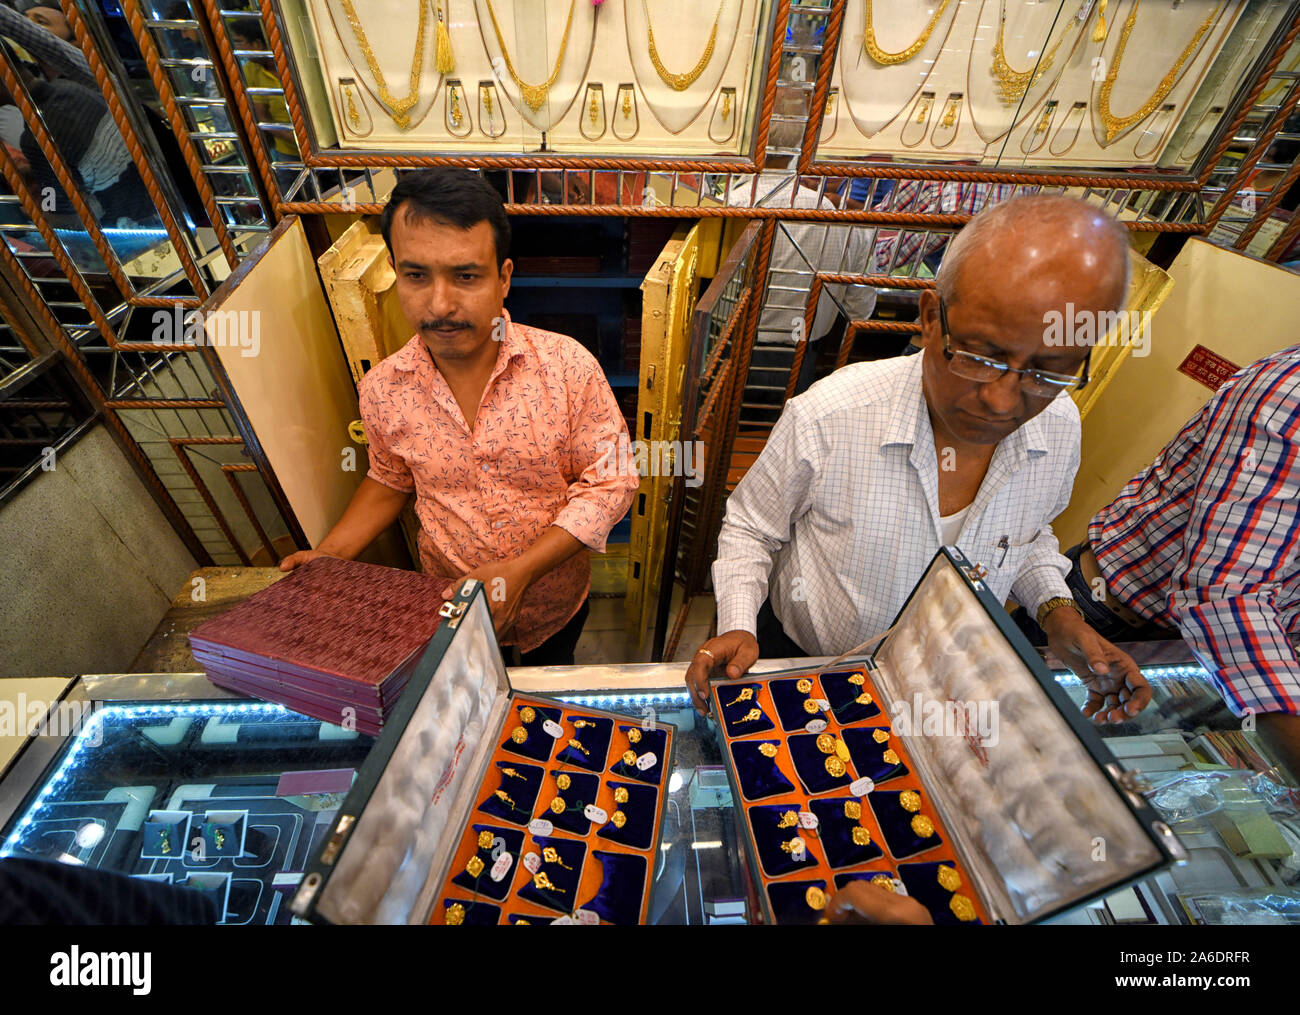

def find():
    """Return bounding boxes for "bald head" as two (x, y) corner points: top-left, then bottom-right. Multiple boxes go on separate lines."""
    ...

(919, 195), (1132, 448)
(936, 195), (1130, 313)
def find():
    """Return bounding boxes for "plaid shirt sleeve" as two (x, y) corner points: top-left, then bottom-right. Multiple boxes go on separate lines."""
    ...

(1168, 361), (1300, 716)
(712, 396), (821, 637)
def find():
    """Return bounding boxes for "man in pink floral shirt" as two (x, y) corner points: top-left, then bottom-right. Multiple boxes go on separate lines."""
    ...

(281, 169), (638, 663)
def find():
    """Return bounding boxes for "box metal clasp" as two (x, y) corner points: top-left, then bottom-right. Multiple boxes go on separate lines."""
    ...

(320, 814), (355, 866)
(1107, 763), (1150, 810)
(439, 600), (467, 628)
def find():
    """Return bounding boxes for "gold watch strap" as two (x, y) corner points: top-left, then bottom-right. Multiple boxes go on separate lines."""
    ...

(1037, 596), (1082, 628)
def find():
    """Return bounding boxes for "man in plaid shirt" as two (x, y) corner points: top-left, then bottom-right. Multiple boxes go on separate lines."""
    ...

(687, 195), (1152, 724)
(1074, 345), (1300, 777)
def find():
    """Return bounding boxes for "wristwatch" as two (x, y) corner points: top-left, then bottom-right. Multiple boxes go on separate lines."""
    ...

(1036, 596), (1082, 628)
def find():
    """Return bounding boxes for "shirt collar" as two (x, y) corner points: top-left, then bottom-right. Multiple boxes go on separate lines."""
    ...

(390, 306), (527, 373)
(880, 348), (1053, 459)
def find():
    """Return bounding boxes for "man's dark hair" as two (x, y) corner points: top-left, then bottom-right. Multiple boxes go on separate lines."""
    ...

(380, 168), (511, 270)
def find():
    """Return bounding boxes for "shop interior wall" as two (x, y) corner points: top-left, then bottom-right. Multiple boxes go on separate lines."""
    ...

(0, 424), (197, 678)
(1055, 237), (1300, 545)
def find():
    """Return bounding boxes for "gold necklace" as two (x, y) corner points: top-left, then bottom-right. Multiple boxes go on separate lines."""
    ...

(338, 0), (428, 129)
(484, 0), (576, 112)
(863, 0), (952, 66)
(990, 1), (1070, 105)
(644, 0), (724, 91)
(1098, 0), (1224, 143)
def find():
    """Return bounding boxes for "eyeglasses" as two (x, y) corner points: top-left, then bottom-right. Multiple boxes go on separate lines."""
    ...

(937, 297), (1090, 398)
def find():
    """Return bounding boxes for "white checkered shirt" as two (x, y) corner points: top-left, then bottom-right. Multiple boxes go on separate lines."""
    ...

(713, 352), (1079, 654)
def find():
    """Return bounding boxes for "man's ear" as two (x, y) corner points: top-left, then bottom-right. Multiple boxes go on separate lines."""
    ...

(917, 289), (941, 348)
(499, 258), (513, 300)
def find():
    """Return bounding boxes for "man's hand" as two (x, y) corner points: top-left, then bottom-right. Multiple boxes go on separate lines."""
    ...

(448, 557), (536, 638)
(279, 549), (341, 572)
(685, 631), (760, 715)
(823, 882), (934, 925)
(1041, 605), (1152, 723)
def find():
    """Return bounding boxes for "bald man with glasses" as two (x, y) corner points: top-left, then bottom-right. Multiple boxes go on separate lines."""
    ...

(686, 195), (1151, 725)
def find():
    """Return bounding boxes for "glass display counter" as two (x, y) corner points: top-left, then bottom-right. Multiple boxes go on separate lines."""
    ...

(1, 648), (1296, 925)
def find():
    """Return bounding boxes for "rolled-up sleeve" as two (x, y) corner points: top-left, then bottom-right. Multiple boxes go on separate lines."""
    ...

(358, 374), (415, 494)
(713, 398), (820, 636)
(551, 357), (638, 552)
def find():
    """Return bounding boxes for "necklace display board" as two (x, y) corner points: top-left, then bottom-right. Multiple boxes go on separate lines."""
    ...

(816, 0), (1289, 170)
(284, 0), (775, 156)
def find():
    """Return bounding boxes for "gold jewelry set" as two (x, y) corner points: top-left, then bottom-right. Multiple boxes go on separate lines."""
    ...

(333, 0), (733, 138)
(859, 0), (1226, 151)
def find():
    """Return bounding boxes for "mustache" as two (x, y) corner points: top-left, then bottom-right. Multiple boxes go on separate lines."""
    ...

(420, 319), (473, 331)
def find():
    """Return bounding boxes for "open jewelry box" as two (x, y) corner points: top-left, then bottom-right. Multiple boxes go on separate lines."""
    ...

(710, 547), (1187, 925)
(290, 579), (674, 925)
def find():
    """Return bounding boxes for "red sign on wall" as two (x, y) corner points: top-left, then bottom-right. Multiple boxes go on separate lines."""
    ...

(1177, 345), (1242, 391)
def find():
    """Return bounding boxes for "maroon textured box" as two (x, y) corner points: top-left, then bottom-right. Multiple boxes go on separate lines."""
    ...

(189, 557), (454, 732)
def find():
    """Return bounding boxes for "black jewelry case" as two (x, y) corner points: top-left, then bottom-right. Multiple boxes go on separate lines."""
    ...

(711, 547), (1187, 925)
(290, 579), (675, 924)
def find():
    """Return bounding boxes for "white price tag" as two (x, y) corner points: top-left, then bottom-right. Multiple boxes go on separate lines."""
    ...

(815, 698), (831, 711)
(574, 908), (599, 925)
(583, 804), (609, 824)
(849, 777), (875, 797)
(490, 852), (513, 882)
(804, 718), (828, 734)
(528, 818), (554, 837)
(635, 752), (658, 771)
(551, 915), (576, 925)
(890, 878), (908, 896)
(542, 719), (564, 739)
(522, 851), (541, 874)
(797, 811), (819, 830)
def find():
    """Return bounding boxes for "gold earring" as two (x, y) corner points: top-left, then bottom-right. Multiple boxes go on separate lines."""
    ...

(725, 687), (754, 706)
(494, 790), (515, 807)
(737, 708), (764, 723)
(477, 830), (494, 850)
(614, 787), (629, 804)
(533, 871), (558, 892)
(542, 846), (572, 869)
(796, 679), (813, 694)
(501, 767), (525, 779)
(777, 810), (799, 829)
(610, 810), (627, 828)
(466, 856), (485, 878)
(520, 706), (537, 723)
(556, 773), (571, 791)
(779, 836), (806, 855)
(627, 728), (642, 744)
(567, 739), (590, 756)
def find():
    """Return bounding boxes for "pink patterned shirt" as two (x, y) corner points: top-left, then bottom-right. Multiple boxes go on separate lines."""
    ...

(358, 309), (637, 651)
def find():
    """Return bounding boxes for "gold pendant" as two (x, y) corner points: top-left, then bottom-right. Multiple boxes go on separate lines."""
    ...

(484, 0), (577, 113)
(864, 0), (952, 66)
(338, 0), (428, 130)
(1097, 0), (1225, 144)
(643, 0), (723, 91)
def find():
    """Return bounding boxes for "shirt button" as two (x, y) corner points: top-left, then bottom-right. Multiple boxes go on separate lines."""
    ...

(494, 521), (505, 529)
(481, 463), (489, 472)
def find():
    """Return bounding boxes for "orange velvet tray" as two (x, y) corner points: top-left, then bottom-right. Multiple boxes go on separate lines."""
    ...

(430, 693), (674, 925)
(711, 667), (991, 926)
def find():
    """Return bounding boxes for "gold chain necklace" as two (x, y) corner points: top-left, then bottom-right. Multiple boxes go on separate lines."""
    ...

(338, 0), (428, 129)
(643, 0), (724, 91)
(484, 0), (576, 112)
(1098, 0), (1224, 143)
(990, 1), (1070, 105)
(863, 0), (952, 66)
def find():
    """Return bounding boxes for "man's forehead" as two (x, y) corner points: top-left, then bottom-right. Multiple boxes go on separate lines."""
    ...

(391, 209), (493, 256)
